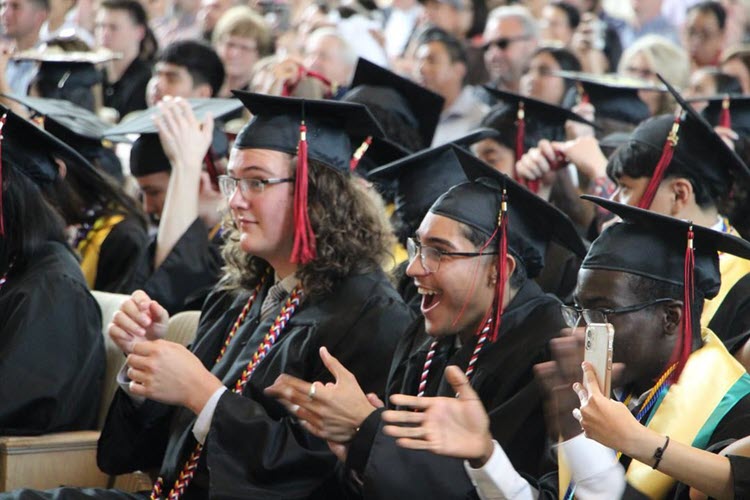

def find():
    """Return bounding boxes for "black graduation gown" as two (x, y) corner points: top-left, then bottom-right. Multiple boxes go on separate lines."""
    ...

(91, 268), (413, 499)
(0, 241), (104, 435)
(709, 271), (750, 354)
(345, 280), (565, 499)
(729, 455), (750, 498)
(131, 218), (223, 315)
(101, 58), (152, 120)
(93, 215), (149, 293)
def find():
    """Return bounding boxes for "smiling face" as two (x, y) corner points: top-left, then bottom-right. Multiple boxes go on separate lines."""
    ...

(225, 148), (295, 265)
(406, 212), (496, 339)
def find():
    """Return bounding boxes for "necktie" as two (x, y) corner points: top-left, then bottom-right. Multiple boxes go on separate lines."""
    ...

(260, 282), (288, 321)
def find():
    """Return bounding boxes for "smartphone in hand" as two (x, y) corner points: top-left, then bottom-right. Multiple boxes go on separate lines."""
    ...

(584, 323), (614, 397)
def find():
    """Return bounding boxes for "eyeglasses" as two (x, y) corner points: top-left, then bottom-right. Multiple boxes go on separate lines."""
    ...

(624, 66), (655, 80)
(560, 298), (674, 328)
(218, 174), (294, 198)
(407, 237), (497, 274)
(482, 35), (532, 52)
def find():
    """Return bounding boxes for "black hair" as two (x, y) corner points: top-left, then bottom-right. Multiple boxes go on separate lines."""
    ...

(467, 0), (489, 39)
(27, 0), (49, 11)
(530, 45), (582, 97)
(101, 0), (158, 61)
(417, 26), (468, 66)
(688, 1), (726, 30)
(705, 69), (743, 94)
(550, 1), (581, 29)
(606, 141), (720, 208)
(461, 221), (527, 290)
(0, 165), (68, 275)
(158, 40), (226, 97)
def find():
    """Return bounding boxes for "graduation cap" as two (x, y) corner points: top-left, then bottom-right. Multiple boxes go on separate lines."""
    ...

(556, 71), (659, 126)
(232, 91), (386, 264)
(451, 127), (501, 149)
(0, 105), (97, 235)
(581, 194), (750, 381)
(630, 75), (750, 210)
(697, 94), (750, 136)
(343, 58), (444, 148)
(480, 87), (596, 190)
(428, 145), (586, 341)
(354, 137), (411, 175)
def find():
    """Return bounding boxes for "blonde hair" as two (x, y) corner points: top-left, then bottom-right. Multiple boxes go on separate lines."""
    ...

(618, 35), (690, 115)
(212, 5), (272, 56)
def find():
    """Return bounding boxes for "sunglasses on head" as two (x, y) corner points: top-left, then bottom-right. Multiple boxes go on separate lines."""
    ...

(482, 35), (532, 51)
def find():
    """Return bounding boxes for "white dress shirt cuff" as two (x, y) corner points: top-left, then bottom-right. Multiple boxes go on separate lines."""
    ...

(116, 362), (146, 406)
(192, 386), (227, 445)
(561, 434), (626, 498)
(464, 440), (536, 500)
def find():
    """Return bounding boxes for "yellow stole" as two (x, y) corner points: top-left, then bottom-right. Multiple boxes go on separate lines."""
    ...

(701, 225), (750, 325)
(77, 214), (125, 288)
(385, 203), (408, 272)
(626, 329), (750, 498)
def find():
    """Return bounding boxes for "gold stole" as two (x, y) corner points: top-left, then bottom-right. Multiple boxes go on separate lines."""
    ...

(77, 214), (125, 288)
(701, 226), (750, 325)
(385, 203), (408, 272)
(626, 329), (750, 498)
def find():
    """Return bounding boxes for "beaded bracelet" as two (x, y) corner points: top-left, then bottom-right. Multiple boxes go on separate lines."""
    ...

(652, 435), (670, 470)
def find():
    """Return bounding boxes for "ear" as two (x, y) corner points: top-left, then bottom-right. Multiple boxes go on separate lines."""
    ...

(452, 60), (467, 82)
(194, 83), (213, 98)
(54, 158), (67, 179)
(669, 178), (694, 216)
(662, 300), (683, 337)
(490, 253), (516, 286)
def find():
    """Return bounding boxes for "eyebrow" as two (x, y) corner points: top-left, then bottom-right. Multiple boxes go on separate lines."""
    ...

(420, 235), (459, 251)
(228, 165), (274, 176)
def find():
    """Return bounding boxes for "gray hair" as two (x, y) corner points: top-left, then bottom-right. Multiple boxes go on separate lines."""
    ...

(306, 27), (358, 68)
(486, 5), (539, 38)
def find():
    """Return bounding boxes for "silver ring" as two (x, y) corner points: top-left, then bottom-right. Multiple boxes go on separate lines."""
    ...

(308, 383), (317, 400)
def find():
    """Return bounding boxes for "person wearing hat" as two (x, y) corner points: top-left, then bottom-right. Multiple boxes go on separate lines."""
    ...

(42, 93), (414, 500)
(381, 197), (750, 499)
(603, 77), (750, 371)
(120, 98), (238, 314)
(265, 145), (587, 499)
(0, 108), (104, 435)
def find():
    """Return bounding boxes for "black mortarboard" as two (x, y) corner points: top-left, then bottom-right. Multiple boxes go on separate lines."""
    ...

(232, 91), (385, 173)
(354, 137), (411, 175)
(232, 91), (385, 263)
(698, 95), (750, 137)
(428, 145), (586, 341)
(451, 127), (502, 149)
(0, 105), (96, 234)
(367, 143), (468, 231)
(556, 71), (658, 126)
(344, 58), (444, 148)
(627, 75), (750, 209)
(581, 194), (750, 380)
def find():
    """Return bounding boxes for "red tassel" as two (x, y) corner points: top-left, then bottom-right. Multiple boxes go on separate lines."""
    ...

(670, 226), (695, 382)
(0, 113), (7, 237)
(719, 95), (731, 129)
(290, 121), (316, 264)
(638, 115), (681, 209)
(350, 136), (372, 172)
(490, 190), (509, 343)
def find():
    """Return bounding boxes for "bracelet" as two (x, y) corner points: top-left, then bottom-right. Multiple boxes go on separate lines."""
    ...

(652, 435), (670, 470)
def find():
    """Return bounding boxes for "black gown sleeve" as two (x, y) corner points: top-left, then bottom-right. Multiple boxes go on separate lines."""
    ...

(0, 267), (104, 435)
(708, 272), (750, 353)
(133, 218), (223, 315)
(729, 455), (750, 498)
(94, 216), (149, 293)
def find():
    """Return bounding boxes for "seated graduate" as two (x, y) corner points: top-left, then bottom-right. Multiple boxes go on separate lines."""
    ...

(5, 93), (414, 500)
(265, 145), (587, 498)
(384, 196), (750, 499)
(120, 98), (238, 313)
(0, 108), (104, 435)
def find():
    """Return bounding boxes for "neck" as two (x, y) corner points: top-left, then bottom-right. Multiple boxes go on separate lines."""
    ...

(15, 30), (39, 51)
(442, 86), (462, 111)
(108, 50), (138, 80)
(676, 203), (719, 228)
(226, 74), (250, 92)
(269, 259), (299, 283)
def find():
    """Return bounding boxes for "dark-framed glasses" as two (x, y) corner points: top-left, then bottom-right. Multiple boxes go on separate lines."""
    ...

(482, 35), (532, 52)
(561, 298), (675, 328)
(218, 174), (294, 198)
(406, 237), (498, 274)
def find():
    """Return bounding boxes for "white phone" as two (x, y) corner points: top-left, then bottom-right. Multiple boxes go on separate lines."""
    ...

(584, 323), (614, 397)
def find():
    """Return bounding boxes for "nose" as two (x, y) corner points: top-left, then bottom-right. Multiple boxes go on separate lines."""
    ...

(405, 251), (428, 278)
(227, 183), (248, 210)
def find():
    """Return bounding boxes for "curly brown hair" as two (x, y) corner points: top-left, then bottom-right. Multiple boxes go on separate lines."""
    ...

(221, 157), (394, 298)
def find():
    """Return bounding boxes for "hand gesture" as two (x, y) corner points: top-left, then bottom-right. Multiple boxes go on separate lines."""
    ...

(515, 139), (564, 200)
(576, 361), (640, 453)
(154, 97), (214, 181)
(382, 366), (494, 467)
(109, 290), (169, 354)
(264, 347), (376, 442)
(127, 339), (223, 413)
(557, 136), (609, 179)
